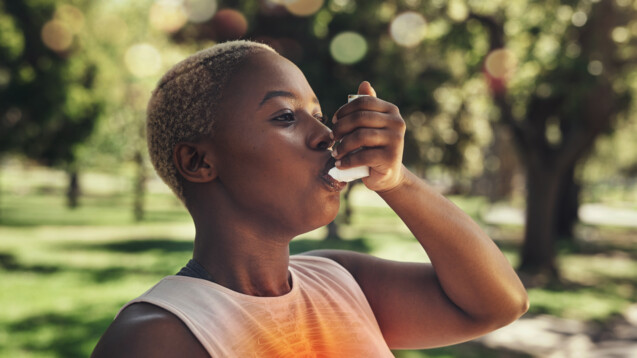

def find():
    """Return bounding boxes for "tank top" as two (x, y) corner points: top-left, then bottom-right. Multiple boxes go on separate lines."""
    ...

(118, 255), (395, 357)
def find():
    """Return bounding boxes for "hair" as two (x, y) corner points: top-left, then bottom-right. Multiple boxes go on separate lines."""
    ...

(146, 40), (276, 203)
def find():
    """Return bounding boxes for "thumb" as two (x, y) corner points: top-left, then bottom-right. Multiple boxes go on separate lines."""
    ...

(357, 81), (377, 97)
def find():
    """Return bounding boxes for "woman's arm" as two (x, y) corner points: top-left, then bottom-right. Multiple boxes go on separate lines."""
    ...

(311, 82), (528, 348)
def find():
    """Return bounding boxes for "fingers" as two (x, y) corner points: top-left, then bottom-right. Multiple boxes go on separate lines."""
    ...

(332, 110), (389, 138)
(331, 127), (400, 159)
(335, 147), (394, 170)
(332, 96), (398, 125)
(357, 81), (377, 97)
(332, 100), (402, 142)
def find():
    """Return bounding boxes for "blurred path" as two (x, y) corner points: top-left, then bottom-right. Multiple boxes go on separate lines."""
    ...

(479, 203), (637, 357)
(475, 304), (637, 357)
(483, 203), (637, 228)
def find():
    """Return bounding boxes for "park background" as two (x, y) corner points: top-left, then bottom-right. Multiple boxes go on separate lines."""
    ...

(1, 0), (636, 356)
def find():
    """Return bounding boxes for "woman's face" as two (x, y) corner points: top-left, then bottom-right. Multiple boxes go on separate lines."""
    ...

(209, 50), (344, 235)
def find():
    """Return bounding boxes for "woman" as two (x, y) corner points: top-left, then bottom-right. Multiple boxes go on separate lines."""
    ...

(92, 40), (528, 357)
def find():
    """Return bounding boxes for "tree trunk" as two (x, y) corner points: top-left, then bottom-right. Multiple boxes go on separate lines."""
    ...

(325, 220), (341, 241)
(472, 124), (518, 201)
(519, 160), (561, 280)
(67, 170), (79, 209)
(343, 181), (359, 224)
(555, 163), (580, 241)
(133, 151), (146, 222)
(0, 163), (3, 219)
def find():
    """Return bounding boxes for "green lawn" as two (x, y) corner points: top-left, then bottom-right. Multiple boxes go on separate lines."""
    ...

(0, 164), (635, 357)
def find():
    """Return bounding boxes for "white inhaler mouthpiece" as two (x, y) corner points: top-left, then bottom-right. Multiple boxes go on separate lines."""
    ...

(327, 94), (371, 183)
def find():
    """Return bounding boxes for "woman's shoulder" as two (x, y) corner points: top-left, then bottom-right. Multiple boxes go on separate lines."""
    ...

(295, 249), (374, 277)
(91, 302), (209, 358)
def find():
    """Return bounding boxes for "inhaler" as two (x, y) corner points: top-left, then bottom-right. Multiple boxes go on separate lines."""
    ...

(327, 95), (371, 182)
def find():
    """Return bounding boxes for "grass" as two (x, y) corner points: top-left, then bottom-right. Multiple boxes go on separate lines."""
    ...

(0, 163), (635, 357)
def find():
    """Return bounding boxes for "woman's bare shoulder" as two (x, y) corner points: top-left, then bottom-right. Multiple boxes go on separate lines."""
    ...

(91, 302), (209, 358)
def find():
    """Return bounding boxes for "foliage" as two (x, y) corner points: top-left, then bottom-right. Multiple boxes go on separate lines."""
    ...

(0, 0), (101, 168)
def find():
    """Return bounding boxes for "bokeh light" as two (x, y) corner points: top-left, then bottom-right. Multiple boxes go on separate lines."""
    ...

(329, 32), (367, 64)
(571, 11), (587, 27)
(285, 0), (324, 17)
(556, 5), (573, 22)
(41, 20), (73, 52)
(149, 0), (188, 33)
(0, 68), (10, 88)
(93, 14), (129, 44)
(390, 11), (427, 48)
(211, 9), (248, 41)
(484, 48), (518, 93)
(612, 27), (629, 43)
(565, 43), (581, 58)
(182, 0), (218, 23)
(447, 0), (468, 22)
(485, 49), (518, 80)
(588, 60), (603, 76)
(124, 43), (162, 77)
(54, 5), (84, 34)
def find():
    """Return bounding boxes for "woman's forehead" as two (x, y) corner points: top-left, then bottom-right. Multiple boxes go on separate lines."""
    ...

(232, 51), (315, 101)
(215, 52), (318, 126)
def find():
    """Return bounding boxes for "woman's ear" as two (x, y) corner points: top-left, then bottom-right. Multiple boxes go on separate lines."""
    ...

(174, 141), (218, 183)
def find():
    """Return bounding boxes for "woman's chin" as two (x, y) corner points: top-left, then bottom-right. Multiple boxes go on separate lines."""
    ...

(317, 207), (341, 229)
(301, 205), (340, 234)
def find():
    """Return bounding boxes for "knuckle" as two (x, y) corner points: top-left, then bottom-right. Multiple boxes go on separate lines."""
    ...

(395, 116), (406, 129)
(352, 111), (366, 123)
(352, 130), (365, 142)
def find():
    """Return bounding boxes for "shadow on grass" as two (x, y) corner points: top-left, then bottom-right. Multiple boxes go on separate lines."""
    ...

(0, 247), (176, 283)
(6, 309), (114, 358)
(70, 238), (194, 254)
(0, 194), (189, 227)
(138, 210), (191, 224)
(0, 252), (60, 274)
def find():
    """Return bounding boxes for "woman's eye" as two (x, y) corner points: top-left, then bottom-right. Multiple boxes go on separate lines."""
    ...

(272, 113), (296, 122)
(314, 114), (328, 124)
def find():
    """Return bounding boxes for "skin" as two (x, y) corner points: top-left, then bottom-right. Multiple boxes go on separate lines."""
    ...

(92, 50), (528, 357)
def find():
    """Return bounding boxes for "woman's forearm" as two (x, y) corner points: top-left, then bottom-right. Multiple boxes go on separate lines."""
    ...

(378, 166), (529, 326)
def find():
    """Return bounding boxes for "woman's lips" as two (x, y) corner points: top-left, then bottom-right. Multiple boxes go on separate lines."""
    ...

(321, 157), (346, 191)
(321, 172), (347, 191)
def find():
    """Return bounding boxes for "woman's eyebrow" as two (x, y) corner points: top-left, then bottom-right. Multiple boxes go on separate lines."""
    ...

(258, 90), (319, 107)
(259, 91), (295, 107)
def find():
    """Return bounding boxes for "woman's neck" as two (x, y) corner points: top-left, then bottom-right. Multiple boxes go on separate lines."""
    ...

(192, 220), (293, 297)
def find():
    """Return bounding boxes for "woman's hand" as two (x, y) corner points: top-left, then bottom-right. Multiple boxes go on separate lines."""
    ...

(323, 82), (528, 349)
(331, 81), (407, 193)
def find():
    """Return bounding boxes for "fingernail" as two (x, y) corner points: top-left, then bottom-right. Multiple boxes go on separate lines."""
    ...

(335, 160), (341, 167)
(331, 149), (338, 157)
(329, 132), (334, 140)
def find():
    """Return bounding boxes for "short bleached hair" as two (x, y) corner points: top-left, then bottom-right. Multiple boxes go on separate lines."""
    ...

(146, 40), (276, 203)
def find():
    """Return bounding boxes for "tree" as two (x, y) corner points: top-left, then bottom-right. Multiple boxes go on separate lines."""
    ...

(463, 1), (634, 279)
(73, 0), (184, 221)
(0, 0), (102, 208)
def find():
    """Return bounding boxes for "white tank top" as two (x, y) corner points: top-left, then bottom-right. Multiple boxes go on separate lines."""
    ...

(119, 255), (395, 357)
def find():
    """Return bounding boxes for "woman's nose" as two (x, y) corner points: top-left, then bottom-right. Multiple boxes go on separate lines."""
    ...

(308, 121), (334, 151)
